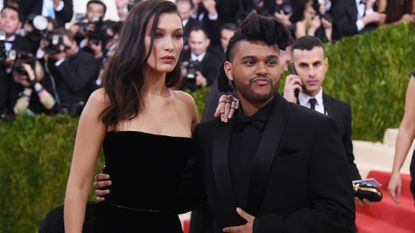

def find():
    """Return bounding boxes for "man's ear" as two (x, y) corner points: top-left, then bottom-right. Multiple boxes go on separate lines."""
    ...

(224, 61), (233, 81)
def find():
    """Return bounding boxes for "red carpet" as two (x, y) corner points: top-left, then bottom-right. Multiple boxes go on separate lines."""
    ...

(356, 170), (415, 233)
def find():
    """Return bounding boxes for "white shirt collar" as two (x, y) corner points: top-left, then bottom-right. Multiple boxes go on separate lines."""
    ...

(5, 35), (16, 51)
(191, 52), (206, 62)
(298, 88), (325, 114)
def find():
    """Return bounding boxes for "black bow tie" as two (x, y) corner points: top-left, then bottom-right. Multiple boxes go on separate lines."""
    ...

(234, 116), (266, 132)
(359, 0), (366, 5)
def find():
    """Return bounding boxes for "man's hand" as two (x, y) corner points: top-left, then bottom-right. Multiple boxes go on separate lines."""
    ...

(355, 197), (373, 206)
(53, 0), (62, 8)
(196, 71), (207, 87)
(89, 41), (103, 58)
(51, 51), (66, 61)
(223, 208), (255, 233)
(203, 0), (217, 17)
(214, 94), (239, 123)
(274, 10), (292, 27)
(94, 165), (112, 202)
(283, 74), (302, 103)
(363, 12), (386, 25)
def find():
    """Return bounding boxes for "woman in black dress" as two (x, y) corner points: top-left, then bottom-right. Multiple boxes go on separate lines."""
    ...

(64, 1), (210, 232)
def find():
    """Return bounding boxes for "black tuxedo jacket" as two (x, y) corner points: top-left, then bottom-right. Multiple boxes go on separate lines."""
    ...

(323, 93), (361, 180)
(195, 95), (355, 233)
(19, 0), (73, 28)
(47, 50), (98, 105)
(331, 0), (377, 40)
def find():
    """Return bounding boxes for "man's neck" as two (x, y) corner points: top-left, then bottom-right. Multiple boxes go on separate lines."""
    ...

(239, 95), (274, 117)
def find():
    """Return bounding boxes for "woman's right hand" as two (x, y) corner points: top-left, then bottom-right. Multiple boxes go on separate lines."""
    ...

(388, 172), (402, 204)
(94, 165), (112, 202)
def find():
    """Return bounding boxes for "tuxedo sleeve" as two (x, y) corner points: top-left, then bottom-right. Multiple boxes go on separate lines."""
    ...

(343, 105), (361, 180)
(55, 55), (98, 92)
(332, 2), (359, 39)
(55, 0), (74, 24)
(174, 131), (207, 214)
(253, 117), (355, 233)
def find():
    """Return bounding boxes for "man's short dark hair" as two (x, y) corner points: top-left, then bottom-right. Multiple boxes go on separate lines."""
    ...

(1, 3), (22, 22)
(189, 26), (209, 39)
(220, 23), (237, 33)
(87, 0), (107, 15)
(291, 35), (325, 54)
(218, 11), (292, 92)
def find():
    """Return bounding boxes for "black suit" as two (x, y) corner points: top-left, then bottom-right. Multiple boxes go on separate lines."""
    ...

(195, 94), (355, 233)
(47, 50), (98, 106)
(323, 93), (361, 180)
(0, 35), (36, 113)
(331, 0), (378, 40)
(19, 0), (73, 28)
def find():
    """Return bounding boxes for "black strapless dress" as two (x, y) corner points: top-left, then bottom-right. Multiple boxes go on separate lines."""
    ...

(93, 131), (193, 233)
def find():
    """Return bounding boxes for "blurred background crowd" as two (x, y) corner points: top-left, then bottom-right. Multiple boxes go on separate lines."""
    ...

(0, 0), (414, 119)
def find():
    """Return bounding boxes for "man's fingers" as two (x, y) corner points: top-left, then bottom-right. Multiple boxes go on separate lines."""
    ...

(362, 199), (373, 206)
(95, 189), (110, 197)
(94, 180), (112, 189)
(222, 225), (241, 233)
(100, 165), (106, 173)
(95, 173), (110, 181)
(236, 207), (254, 222)
(96, 196), (106, 202)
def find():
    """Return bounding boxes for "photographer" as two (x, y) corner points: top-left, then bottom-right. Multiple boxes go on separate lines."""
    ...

(42, 28), (99, 116)
(0, 4), (36, 116)
(179, 26), (221, 92)
(10, 62), (57, 115)
(295, 0), (332, 43)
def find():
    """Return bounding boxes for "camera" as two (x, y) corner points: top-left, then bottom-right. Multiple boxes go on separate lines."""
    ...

(24, 14), (49, 43)
(8, 50), (36, 77)
(43, 32), (68, 55)
(181, 60), (199, 91)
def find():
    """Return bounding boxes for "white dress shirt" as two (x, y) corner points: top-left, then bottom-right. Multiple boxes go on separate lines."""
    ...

(298, 88), (326, 115)
(191, 52), (206, 62)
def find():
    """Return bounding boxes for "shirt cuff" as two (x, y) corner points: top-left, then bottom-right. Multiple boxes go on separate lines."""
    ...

(36, 49), (45, 59)
(208, 13), (218, 20)
(55, 1), (64, 12)
(356, 19), (365, 31)
(55, 58), (65, 67)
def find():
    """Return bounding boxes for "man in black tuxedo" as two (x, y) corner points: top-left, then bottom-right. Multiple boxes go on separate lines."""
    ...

(0, 4), (36, 115)
(194, 12), (354, 233)
(19, 0), (73, 28)
(331, 0), (385, 40)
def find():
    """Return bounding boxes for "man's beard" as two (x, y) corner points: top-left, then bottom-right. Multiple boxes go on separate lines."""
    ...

(233, 76), (279, 103)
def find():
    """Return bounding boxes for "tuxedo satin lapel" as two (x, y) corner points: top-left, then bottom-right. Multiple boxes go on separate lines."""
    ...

(323, 93), (332, 116)
(212, 119), (237, 211)
(247, 95), (290, 214)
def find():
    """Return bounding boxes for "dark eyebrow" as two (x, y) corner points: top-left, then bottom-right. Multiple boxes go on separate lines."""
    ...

(155, 27), (184, 32)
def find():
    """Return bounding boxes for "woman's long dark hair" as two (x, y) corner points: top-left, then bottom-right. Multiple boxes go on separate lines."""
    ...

(100, 0), (182, 127)
(386, 0), (414, 23)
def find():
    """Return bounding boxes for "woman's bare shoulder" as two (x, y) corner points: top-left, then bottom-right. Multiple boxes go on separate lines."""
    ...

(85, 88), (110, 112)
(171, 90), (196, 106)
